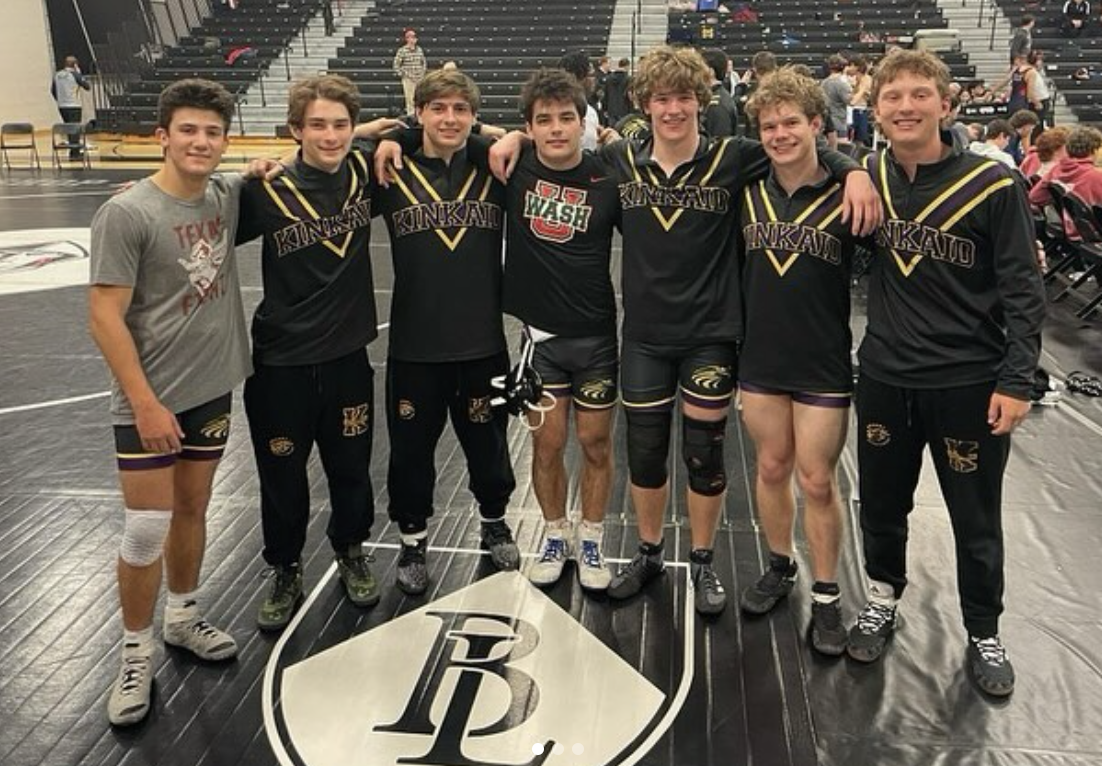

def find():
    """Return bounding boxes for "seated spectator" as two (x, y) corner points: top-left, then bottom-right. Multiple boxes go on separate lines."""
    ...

(944, 95), (972, 150)
(968, 119), (1018, 169)
(1061, 0), (1090, 38)
(1029, 125), (1102, 239)
(1008, 109), (1041, 165)
(965, 79), (995, 104)
(1021, 125), (1071, 181)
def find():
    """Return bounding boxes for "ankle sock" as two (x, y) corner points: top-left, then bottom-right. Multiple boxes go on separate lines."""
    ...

(123, 625), (155, 658)
(164, 590), (198, 626)
(811, 581), (841, 604)
(768, 551), (797, 576)
(639, 539), (664, 558)
(689, 548), (714, 566)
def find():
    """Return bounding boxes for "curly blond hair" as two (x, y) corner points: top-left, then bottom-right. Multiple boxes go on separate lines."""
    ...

(631, 46), (712, 111)
(745, 66), (827, 123)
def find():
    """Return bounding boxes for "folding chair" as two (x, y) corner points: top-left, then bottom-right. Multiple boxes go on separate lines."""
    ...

(51, 122), (90, 170)
(0, 122), (41, 171)
(1061, 194), (1102, 319)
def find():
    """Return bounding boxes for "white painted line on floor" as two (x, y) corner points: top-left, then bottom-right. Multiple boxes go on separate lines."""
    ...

(0, 391), (109, 415)
(0, 190), (120, 200)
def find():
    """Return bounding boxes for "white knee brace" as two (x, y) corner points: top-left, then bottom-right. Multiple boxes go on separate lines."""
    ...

(119, 508), (173, 566)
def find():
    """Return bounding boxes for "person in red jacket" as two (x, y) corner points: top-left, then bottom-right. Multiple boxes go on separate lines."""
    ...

(1029, 125), (1102, 239)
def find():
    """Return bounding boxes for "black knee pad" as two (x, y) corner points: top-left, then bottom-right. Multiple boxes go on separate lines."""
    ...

(682, 415), (727, 496)
(626, 410), (672, 488)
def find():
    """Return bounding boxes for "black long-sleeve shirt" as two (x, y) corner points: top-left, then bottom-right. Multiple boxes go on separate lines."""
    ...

(858, 140), (1045, 398)
(237, 148), (379, 366)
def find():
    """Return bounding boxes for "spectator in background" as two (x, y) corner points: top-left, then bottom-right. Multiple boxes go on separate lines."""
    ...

(701, 48), (739, 136)
(558, 50), (600, 150)
(1028, 50), (1053, 127)
(52, 55), (90, 159)
(1020, 125), (1070, 180)
(968, 119), (1018, 170)
(945, 95), (972, 150)
(1008, 109), (1040, 165)
(735, 50), (778, 139)
(1061, 0), (1090, 38)
(594, 55), (612, 118)
(321, 0), (335, 36)
(1029, 125), (1102, 238)
(393, 28), (427, 115)
(822, 54), (853, 141)
(1009, 15), (1034, 64)
(603, 57), (633, 125)
(846, 54), (873, 146)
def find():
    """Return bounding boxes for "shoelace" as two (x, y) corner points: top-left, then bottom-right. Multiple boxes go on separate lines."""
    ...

(341, 553), (376, 576)
(855, 602), (895, 633)
(261, 566), (300, 598)
(119, 656), (150, 695)
(1067, 371), (1102, 396)
(539, 537), (568, 562)
(187, 619), (222, 639)
(971, 636), (1008, 666)
(579, 540), (602, 568)
(693, 565), (724, 594)
(399, 542), (426, 565)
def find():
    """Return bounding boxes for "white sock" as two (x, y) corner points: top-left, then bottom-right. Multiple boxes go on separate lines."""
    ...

(544, 517), (571, 538)
(164, 589), (199, 626)
(122, 626), (155, 658)
(868, 579), (898, 608)
(400, 530), (428, 547)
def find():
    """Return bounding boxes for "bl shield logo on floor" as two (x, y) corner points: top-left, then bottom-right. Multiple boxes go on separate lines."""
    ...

(265, 567), (694, 766)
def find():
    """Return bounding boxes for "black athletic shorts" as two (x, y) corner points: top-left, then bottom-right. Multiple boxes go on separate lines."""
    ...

(532, 334), (618, 410)
(113, 392), (233, 471)
(621, 340), (736, 413)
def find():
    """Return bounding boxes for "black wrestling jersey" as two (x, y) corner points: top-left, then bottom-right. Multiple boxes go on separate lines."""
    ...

(238, 149), (378, 366)
(376, 147), (507, 363)
(502, 145), (620, 337)
(598, 135), (769, 345)
(858, 141), (1045, 398)
(739, 173), (854, 392)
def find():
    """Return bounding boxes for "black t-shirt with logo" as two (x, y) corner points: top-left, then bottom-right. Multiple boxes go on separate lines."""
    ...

(238, 149), (378, 366)
(376, 146), (507, 363)
(739, 172), (854, 392)
(503, 145), (620, 337)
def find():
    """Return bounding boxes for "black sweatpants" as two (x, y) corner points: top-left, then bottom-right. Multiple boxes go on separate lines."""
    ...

(856, 374), (1011, 638)
(386, 352), (515, 535)
(245, 349), (375, 566)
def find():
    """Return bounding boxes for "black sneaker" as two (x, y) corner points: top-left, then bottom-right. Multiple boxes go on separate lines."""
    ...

(846, 601), (896, 662)
(810, 600), (847, 656)
(608, 551), (665, 600)
(690, 561), (728, 615)
(396, 539), (428, 595)
(257, 564), (303, 632)
(481, 520), (520, 571)
(739, 566), (797, 615)
(967, 636), (1015, 697)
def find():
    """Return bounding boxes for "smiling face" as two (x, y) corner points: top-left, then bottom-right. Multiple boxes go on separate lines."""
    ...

(157, 107), (228, 181)
(526, 98), (584, 169)
(291, 97), (353, 173)
(644, 89), (701, 146)
(417, 93), (475, 156)
(874, 70), (950, 158)
(757, 101), (821, 171)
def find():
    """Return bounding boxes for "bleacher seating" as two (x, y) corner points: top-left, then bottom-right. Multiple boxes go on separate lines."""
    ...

(993, 0), (1102, 125)
(328, 0), (616, 127)
(97, 0), (322, 133)
(668, 0), (976, 82)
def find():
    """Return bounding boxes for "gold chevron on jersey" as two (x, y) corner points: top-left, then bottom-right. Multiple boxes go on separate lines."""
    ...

(262, 151), (370, 258)
(873, 151), (1013, 276)
(628, 138), (729, 231)
(388, 159), (492, 251)
(744, 179), (843, 276)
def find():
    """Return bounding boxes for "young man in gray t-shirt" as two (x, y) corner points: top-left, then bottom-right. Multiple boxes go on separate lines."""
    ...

(89, 79), (252, 727)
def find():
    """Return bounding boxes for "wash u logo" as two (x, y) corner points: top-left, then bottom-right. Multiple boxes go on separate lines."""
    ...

(375, 611), (554, 766)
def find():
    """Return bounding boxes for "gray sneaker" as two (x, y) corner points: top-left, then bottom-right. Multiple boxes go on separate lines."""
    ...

(257, 564), (303, 632)
(846, 601), (897, 662)
(397, 539), (429, 595)
(608, 551), (665, 600)
(691, 561), (728, 615)
(164, 618), (238, 661)
(739, 566), (797, 615)
(810, 600), (847, 656)
(528, 534), (570, 586)
(107, 652), (154, 726)
(481, 520), (520, 571)
(576, 537), (612, 592)
(968, 636), (1015, 697)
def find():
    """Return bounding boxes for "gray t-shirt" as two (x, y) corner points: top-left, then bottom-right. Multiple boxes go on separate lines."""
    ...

(821, 75), (853, 137)
(90, 174), (252, 423)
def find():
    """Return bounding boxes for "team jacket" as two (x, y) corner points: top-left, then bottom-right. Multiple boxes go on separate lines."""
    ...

(376, 146), (507, 363)
(503, 144), (621, 337)
(238, 148), (378, 366)
(858, 139), (1045, 398)
(740, 171), (855, 392)
(597, 136), (858, 346)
